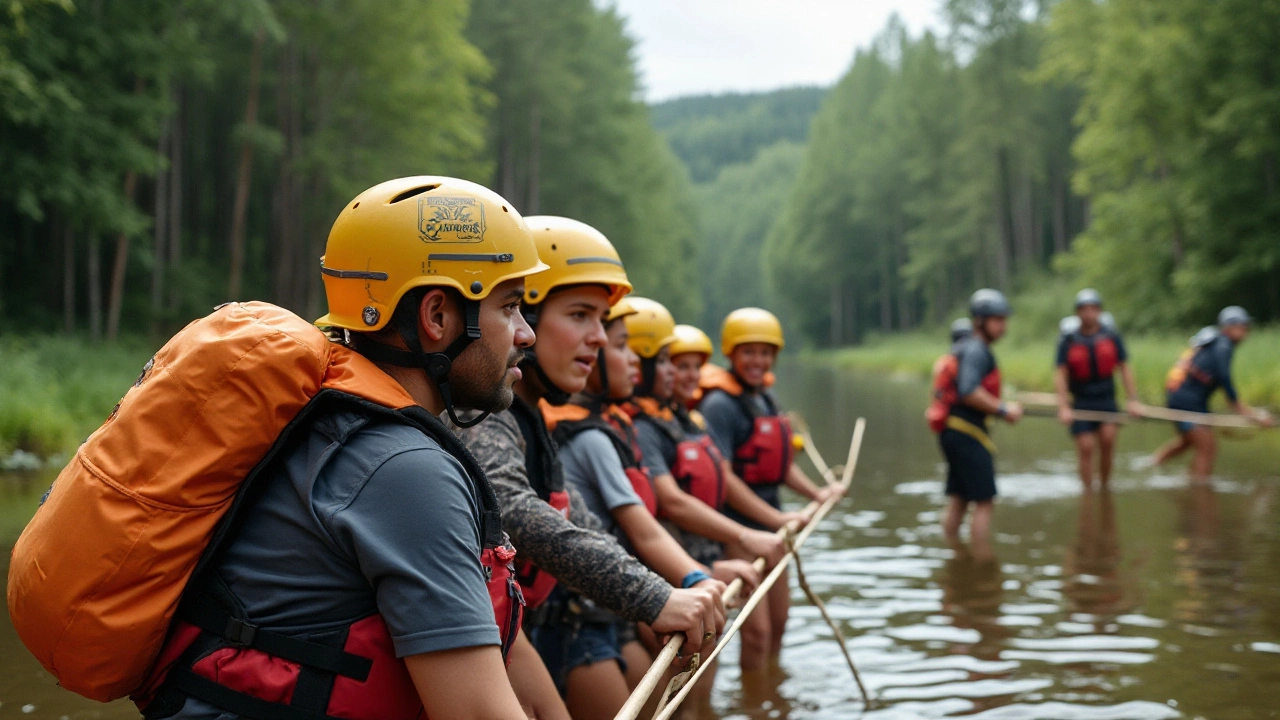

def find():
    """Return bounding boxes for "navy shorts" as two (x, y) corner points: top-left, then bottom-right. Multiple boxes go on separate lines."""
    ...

(940, 428), (996, 502)
(530, 602), (625, 693)
(1167, 392), (1207, 435)
(1070, 396), (1118, 436)
(723, 482), (781, 531)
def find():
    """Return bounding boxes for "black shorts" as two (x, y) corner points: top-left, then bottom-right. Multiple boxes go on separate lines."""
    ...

(940, 428), (996, 502)
(1070, 396), (1118, 436)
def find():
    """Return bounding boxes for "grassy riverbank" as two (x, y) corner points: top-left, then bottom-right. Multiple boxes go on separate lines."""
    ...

(0, 337), (155, 461)
(812, 327), (1280, 410)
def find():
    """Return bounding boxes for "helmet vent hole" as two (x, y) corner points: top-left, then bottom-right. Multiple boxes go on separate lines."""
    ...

(551, 244), (557, 251)
(389, 184), (440, 204)
(502, 205), (509, 213)
(353, 202), (360, 209)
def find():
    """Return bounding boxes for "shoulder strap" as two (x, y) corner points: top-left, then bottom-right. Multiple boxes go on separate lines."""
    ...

(551, 413), (639, 469)
(509, 396), (564, 500)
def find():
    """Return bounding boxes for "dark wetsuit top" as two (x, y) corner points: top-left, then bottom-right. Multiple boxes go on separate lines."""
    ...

(1169, 333), (1239, 412)
(950, 335), (998, 429)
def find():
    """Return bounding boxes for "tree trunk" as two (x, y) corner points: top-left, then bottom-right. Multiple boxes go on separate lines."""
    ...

(527, 96), (541, 214)
(88, 235), (102, 342)
(879, 252), (892, 333)
(829, 281), (842, 346)
(151, 117), (170, 328)
(1051, 168), (1067, 254)
(105, 171), (139, 342)
(272, 41), (303, 312)
(63, 224), (75, 333)
(227, 29), (267, 301)
(167, 88), (185, 306)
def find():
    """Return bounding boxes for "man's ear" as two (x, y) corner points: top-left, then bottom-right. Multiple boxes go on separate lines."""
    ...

(417, 288), (453, 343)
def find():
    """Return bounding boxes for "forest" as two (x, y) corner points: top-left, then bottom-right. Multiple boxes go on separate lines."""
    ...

(2, 0), (1279, 454)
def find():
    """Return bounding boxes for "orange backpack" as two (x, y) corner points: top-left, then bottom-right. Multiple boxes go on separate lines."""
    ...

(6, 302), (420, 702)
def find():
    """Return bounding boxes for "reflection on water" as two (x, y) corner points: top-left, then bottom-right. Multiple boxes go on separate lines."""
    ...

(3, 362), (1280, 719)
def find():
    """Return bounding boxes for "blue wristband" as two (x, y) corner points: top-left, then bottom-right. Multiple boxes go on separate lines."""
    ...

(681, 569), (711, 589)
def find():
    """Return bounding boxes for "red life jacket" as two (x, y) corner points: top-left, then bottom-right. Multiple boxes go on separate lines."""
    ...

(508, 397), (572, 609)
(129, 321), (523, 720)
(698, 366), (793, 486)
(626, 398), (727, 512)
(925, 352), (1001, 433)
(1064, 330), (1120, 384)
(544, 403), (659, 517)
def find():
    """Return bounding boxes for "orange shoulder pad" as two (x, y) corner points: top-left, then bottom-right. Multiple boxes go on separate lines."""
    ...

(540, 399), (591, 432)
(699, 364), (742, 395)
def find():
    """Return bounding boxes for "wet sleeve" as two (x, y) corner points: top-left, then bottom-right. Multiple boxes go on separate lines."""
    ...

(456, 413), (670, 623)
(1114, 333), (1129, 363)
(1055, 336), (1069, 367)
(954, 342), (991, 397)
(328, 446), (499, 658)
(698, 391), (742, 458)
(635, 422), (672, 478)
(561, 429), (642, 512)
(1215, 341), (1238, 402)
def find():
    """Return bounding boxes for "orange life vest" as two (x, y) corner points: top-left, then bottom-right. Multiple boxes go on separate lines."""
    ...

(543, 402), (658, 517)
(698, 366), (793, 486)
(926, 352), (1001, 433)
(625, 398), (727, 512)
(508, 397), (572, 609)
(6, 302), (521, 718)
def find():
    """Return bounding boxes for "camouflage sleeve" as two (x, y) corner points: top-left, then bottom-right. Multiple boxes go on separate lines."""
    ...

(453, 410), (671, 624)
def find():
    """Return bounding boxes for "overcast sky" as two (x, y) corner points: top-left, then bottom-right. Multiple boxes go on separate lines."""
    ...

(610, 0), (944, 102)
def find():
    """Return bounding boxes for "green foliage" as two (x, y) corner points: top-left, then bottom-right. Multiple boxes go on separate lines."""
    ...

(0, 337), (154, 457)
(468, 0), (701, 318)
(651, 87), (825, 183)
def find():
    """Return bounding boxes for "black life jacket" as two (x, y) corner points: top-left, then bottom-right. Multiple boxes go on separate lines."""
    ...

(508, 397), (572, 610)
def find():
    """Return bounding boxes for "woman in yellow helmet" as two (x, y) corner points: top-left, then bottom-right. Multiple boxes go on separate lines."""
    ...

(450, 217), (728, 720)
(698, 307), (842, 672)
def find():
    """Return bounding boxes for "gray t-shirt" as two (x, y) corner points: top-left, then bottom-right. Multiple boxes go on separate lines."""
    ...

(170, 410), (497, 718)
(635, 420), (674, 478)
(699, 387), (774, 460)
(559, 428), (643, 544)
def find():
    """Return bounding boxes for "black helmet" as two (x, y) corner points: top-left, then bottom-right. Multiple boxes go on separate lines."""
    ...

(949, 317), (972, 342)
(969, 289), (1012, 318)
(1217, 305), (1252, 328)
(1074, 288), (1102, 309)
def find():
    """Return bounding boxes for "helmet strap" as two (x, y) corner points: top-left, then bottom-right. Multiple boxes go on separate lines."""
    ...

(356, 298), (490, 429)
(636, 356), (656, 397)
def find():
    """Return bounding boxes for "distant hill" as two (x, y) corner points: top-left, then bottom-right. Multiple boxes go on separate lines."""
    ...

(650, 86), (827, 183)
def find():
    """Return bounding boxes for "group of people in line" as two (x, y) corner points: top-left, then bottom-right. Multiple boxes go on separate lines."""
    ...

(928, 288), (1273, 547)
(15, 176), (836, 720)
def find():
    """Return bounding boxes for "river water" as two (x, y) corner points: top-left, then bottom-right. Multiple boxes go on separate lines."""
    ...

(2, 362), (1278, 719)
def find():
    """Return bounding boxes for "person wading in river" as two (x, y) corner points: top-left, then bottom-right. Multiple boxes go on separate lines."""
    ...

(698, 307), (841, 672)
(1053, 289), (1141, 490)
(623, 306), (796, 714)
(449, 217), (727, 720)
(934, 289), (1023, 547)
(1151, 306), (1273, 480)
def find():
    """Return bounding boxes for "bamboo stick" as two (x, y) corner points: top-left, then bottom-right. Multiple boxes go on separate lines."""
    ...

(1015, 392), (1267, 429)
(649, 420), (866, 720)
(615, 419), (866, 720)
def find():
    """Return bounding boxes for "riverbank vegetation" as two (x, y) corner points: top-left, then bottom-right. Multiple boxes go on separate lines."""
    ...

(817, 327), (1280, 410)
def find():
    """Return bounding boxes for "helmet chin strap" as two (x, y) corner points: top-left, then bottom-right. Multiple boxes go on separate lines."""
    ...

(355, 300), (490, 428)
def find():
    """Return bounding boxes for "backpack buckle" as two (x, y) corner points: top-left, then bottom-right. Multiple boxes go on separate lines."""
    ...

(224, 617), (258, 647)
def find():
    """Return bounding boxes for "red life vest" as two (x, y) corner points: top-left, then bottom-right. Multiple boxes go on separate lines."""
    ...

(544, 403), (659, 517)
(508, 397), (572, 609)
(925, 352), (1001, 433)
(1064, 330), (1120, 384)
(698, 366), (793, 486)
(626, 398), (727, 512)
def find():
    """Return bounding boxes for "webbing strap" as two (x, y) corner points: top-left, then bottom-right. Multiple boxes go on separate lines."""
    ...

(945, 415), (998, 454)
(168, 668), (350, 720)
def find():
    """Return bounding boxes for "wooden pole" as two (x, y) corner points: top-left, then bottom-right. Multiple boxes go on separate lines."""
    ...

(1016, 393), (1267, 429)
(615, 419), (867, 720)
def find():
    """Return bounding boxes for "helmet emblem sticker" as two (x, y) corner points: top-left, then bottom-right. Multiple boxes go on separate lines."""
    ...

(362, 306), (380, 326)
(419, 196), (486, 243)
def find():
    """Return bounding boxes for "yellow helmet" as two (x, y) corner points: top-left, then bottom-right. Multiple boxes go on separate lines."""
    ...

(622, 297), (678, 358)
(671, 324), (713, 361)
(523, 216), (631, 308)
(721, 307), (785, 356)
(317, 176), (547, 331)
(605, 295), (641, 323)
